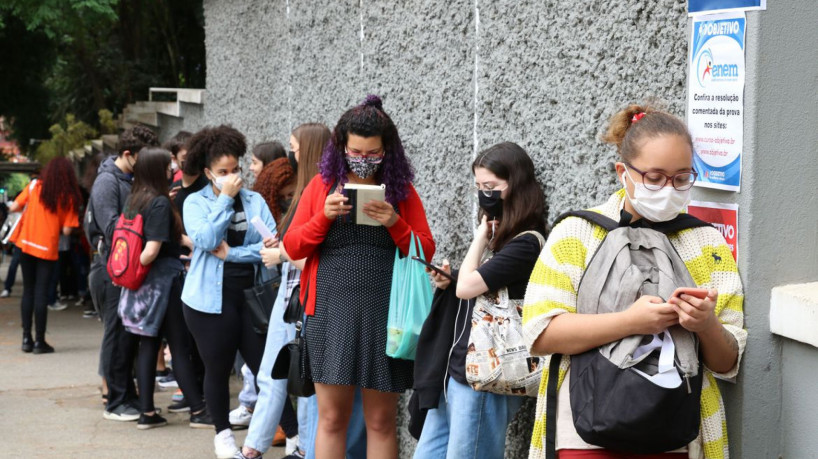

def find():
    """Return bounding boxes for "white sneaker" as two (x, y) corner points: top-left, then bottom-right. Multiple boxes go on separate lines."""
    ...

(0, 289), (9, 298)
(214, 429), (239, 459)
(229, 405), (252, 427)
(48, 301), (68, 311)
(285, 435), (299, 455)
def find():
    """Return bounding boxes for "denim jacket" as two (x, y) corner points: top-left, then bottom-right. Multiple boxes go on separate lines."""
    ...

(181, 185), (276, 314)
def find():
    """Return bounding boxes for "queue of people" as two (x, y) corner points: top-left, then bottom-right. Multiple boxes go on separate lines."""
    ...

(8, 96), (745, 459)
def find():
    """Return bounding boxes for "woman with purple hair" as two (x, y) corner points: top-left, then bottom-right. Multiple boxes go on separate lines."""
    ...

(283, 95), (435, 459)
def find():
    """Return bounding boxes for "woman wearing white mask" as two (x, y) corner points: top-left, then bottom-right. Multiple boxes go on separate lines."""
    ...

(181, 125), (278, 458)
(522, 104), (746, 459)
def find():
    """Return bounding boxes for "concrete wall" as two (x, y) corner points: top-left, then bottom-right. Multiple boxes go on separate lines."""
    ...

(781, 340), (818, 458)
(194, 1), (818, 458)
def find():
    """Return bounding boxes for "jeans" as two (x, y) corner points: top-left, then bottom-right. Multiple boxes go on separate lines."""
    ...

(19, 253), (55, 340)
(300, 391), (367, 459)
(413, 376), (524, 459)
(244, 262), (296, 452)
(89, 256), (138, 410)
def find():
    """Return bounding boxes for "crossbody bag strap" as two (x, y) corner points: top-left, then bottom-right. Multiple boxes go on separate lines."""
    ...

(545, 353), (563, 459)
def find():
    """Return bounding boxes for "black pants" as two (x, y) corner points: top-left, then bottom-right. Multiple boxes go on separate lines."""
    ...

(136, 275), (206, 413)
(184, 275), (266, 432)
(89, 257), (138, 411)
(58, 249), (77, 297)
(280, 400), (299, 437)
(5, 245), (21, 292)
(19, 253), (56, 341)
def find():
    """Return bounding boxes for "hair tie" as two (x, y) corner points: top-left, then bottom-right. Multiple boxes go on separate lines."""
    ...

(631, 112), (646, 124)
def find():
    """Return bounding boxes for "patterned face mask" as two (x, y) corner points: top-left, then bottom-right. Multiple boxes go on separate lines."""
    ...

(346, 157), (381, 179)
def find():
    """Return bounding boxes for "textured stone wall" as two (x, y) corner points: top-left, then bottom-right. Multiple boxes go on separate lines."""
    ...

(200, 1), (692, 457)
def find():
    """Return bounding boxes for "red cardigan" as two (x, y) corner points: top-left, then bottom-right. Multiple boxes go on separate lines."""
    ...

(283, 174), (436, 316)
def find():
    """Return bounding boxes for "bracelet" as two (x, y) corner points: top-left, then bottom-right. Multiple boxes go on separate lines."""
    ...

(279, 253), (286, 263)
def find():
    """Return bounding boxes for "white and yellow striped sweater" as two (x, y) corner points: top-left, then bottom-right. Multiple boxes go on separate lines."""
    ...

(522, 190), (747, 459)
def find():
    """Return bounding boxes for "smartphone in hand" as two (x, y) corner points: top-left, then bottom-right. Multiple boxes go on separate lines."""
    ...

(411, 256), (455, 282)
(670, 287), (710, 301)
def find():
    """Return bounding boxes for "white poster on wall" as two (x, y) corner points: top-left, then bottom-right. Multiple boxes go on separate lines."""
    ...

(687, 12), (746, 192)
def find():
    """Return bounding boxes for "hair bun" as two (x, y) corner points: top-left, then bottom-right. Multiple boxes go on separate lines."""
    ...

(362, 94), (383, 110)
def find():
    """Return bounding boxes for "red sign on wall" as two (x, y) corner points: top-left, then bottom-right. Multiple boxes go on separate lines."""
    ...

(687, 200), (739, 262)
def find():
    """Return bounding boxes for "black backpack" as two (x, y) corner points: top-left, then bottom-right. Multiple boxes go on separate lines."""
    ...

(545, 210), (712, 457)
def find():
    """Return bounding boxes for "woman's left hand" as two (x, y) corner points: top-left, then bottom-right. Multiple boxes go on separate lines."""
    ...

(362, 200), (398, 227)
(260, 247), (281, 268)
(263, 236), (279, 249)
(668, 289), (720, 334)
(211, 240), (230, 260)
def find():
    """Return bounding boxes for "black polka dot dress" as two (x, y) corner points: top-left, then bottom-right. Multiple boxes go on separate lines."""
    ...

(305, 219), (414, 393)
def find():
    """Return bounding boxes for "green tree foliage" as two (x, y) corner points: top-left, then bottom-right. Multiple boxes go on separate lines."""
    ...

(98, 109), (117, 135)
(0, 0), (205, 151)
(5, 173), (30, 198)
(35, 114), (97, 162)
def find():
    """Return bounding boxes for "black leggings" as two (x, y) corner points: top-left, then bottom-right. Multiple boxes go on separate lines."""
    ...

(136, 275), (207, 414)
(19, 253), (56, 341)
(184, 275), (266, 432)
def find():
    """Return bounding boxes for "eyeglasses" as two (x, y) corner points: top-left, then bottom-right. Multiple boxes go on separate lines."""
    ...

(345, 148), (384, 163)
(625, 163), (698, 191)
(475, 184), (507, 197)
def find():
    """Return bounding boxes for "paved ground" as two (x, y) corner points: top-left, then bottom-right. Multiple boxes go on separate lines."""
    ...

(0, 263), (286, 458)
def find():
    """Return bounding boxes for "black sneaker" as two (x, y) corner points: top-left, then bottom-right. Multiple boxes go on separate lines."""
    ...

(32, 341), (54, 354)
(168, 397), (190, 413)
(137, 413), (168, 430)
(155, 368), (172, 380)
(190, 408), (214, 429)
(21, 334), (33, 353)
(82, 307), (98, 318)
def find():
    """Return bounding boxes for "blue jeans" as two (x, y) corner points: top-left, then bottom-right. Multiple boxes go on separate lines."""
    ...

(300, 391), (367, 459)
(244, 264), (297, 453)
(413, 376), (524, 459)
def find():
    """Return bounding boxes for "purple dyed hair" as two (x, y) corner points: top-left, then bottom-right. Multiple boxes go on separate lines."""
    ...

(319, 94), (415, 205)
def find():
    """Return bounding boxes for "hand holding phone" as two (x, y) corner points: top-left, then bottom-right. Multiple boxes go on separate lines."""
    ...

(412, 256), (455, 282)
(670, 287), (710, 301)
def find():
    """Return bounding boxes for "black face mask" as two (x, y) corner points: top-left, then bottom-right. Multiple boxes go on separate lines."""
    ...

(288, 150), (298, 175)
(279, 197), (293, 214)
(478, 190), (503, 220)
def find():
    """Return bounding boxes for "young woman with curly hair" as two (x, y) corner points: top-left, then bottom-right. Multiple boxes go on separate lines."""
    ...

(180, 124), (278, 458)
(283, 96), (435, 459)
(254, 157), (296, 225)
(9, 156), (82, 354)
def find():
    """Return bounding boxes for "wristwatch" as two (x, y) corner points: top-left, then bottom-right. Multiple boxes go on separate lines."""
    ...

(279, 253), (286, 263)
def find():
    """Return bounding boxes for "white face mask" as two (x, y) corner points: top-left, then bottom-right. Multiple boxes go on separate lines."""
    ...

(622, 168), (690, 222)
(212, 174), (232, 191)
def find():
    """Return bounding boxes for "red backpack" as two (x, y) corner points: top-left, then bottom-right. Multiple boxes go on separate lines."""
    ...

(107, 213), (151, 290)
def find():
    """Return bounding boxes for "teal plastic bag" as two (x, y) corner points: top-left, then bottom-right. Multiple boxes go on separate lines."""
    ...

(386, 233), (433, 360)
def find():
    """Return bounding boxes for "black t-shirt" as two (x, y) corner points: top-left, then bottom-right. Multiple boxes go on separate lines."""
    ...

(173, 175), (209, 233)
(448, 232), (543, 385)
(141, 196), (182, 260)
(224, 196), (254, 278)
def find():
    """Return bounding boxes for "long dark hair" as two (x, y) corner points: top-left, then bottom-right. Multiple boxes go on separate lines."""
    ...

(126, 148), (182, 243)
(40, 157), (82, 214)
(472, 142), (547, 251)
(319, 95), (414, 205)
(279, 122), (331, 234)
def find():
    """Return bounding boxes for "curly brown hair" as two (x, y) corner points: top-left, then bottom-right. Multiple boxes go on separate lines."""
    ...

(119, 125), (159, 156)
(253, 157), (295, 225)
(183, 125), (247, 175)
(602, 103), (692, 161)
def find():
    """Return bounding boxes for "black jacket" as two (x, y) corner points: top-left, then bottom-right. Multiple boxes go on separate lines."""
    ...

(408, 272), (474, 439)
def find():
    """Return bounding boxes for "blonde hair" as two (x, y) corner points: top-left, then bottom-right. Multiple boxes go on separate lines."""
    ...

(602, 103), (692, 161)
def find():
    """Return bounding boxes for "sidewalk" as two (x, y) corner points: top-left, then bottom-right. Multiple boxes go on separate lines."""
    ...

(0, 264), (286, 458)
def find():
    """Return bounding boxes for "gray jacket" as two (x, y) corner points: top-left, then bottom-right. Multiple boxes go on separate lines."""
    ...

(84, 156), (132, 260)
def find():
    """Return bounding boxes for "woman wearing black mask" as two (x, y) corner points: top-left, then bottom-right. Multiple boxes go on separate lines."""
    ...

(413, 142), (547, 459)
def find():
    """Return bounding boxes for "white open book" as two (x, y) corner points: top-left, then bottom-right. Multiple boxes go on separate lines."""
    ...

(343, 183), (387, 226)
